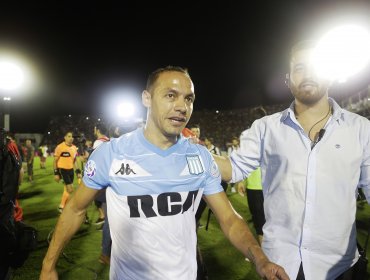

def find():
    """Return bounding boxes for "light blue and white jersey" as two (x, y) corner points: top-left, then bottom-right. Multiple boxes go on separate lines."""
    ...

(83, 128), (223, 280)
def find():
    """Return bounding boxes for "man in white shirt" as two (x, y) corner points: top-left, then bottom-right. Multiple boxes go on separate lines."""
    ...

(213, 40), (370, 280)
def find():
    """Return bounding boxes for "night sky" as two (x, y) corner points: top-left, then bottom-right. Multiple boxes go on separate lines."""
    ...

(1, 1), (369, 132)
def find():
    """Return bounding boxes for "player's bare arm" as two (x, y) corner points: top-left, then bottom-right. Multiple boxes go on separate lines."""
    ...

(204, 192), (289, 280)
(40, 182), (99, 279)
(53, 156), (61, 182)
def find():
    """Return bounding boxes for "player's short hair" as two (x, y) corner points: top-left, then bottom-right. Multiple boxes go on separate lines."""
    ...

(146, 66), (190, 93)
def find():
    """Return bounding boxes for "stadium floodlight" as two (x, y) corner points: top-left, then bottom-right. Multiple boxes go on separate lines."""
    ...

(0, 52), (36, 130)
(117, 102), (135, 119)
(0, 56), (33, 93)
(312, 24), (370, 82)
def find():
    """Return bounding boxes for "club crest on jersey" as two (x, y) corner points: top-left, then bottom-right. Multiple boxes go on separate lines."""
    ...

(186, 155), (204, 175)
(85, 160), (96, 178)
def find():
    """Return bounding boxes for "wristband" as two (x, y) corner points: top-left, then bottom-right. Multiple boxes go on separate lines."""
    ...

(54, 169), (60, 175)
(75, 169), (82, 175)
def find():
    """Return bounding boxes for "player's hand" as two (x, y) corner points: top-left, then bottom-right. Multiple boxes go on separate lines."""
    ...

(256, 260), (290, 280)
(54, 175), (60, 183)
(40, 267), (58, 280)
(237, 182), (246, 196)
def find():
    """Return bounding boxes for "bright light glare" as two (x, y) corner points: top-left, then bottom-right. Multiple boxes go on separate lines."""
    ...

(0, 60), (26, 91)
(312, 25), (370, 81)
(117, 102), (135, 119)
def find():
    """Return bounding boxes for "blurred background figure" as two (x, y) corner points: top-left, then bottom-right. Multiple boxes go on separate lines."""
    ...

(237, 167), (265, 244)
(226, 137), (239, 193)
(39, 144), (48, 169)
(25, 139), (35, 183)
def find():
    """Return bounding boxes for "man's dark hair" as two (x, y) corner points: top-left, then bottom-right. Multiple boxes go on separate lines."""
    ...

(290, 40), (317, 60)
(146, 66), (190, 92)
(61, 128), (73, 137)
(204, 136), (214, 143)
(189, 124), (200, 129)
(95, 122), (108, 136)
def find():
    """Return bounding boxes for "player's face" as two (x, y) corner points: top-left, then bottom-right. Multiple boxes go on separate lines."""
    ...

(64, 133), (74, 145)
(190, 127), (200, 138)
(289, 48), (331, 105)
(145, 71), (195, 138)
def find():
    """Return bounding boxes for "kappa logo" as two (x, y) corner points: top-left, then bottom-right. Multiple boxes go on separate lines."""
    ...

(186, 155), (204, 175)
(115, 163), (137, 175)
(110, 159), (151, 177)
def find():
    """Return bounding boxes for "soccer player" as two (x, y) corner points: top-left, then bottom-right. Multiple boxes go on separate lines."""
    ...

(40, 66), (288, 280)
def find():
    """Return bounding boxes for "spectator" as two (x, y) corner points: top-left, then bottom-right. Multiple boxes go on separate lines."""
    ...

(39, 144), (48, 169)
(92, 122), (111, 265)
(25, 139), (35, 183)
(227, 136), (239, 193)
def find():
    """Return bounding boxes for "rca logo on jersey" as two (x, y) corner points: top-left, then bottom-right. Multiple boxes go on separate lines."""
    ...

(61, 152), (71, 157)
(128, 190), (199, 218)
(186, 155), (203, 175)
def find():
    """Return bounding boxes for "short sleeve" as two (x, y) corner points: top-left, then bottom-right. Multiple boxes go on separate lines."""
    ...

(200, 147), (224, 196)
(54, 144), (61, 157)
(83, 142), (111, 190)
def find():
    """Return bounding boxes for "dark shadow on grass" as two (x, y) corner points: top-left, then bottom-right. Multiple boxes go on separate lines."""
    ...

(23, 209), (58, 221)
(18, 190), (43, 199)
(33, 179), (49, 185)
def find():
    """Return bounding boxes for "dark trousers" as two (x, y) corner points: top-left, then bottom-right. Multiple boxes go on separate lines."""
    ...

(246, 189), (265, 235)
(0, 265), (11, 280)
(296, 263), (354, 280)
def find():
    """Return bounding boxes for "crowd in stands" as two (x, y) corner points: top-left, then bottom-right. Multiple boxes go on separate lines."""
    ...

(25, 86), (370, 157)
(39, 103), (287, 155)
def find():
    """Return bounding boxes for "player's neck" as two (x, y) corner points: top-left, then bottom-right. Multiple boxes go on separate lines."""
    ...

(143, 125), (178, 150)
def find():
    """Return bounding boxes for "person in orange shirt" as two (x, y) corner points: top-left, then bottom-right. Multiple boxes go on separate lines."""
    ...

(53, 131), (81, 212)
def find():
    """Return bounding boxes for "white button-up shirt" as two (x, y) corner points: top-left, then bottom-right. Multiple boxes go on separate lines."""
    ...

(230, 98), (370, 280)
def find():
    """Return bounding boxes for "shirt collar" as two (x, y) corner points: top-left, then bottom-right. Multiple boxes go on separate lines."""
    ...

(281, 97), (345, 124)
